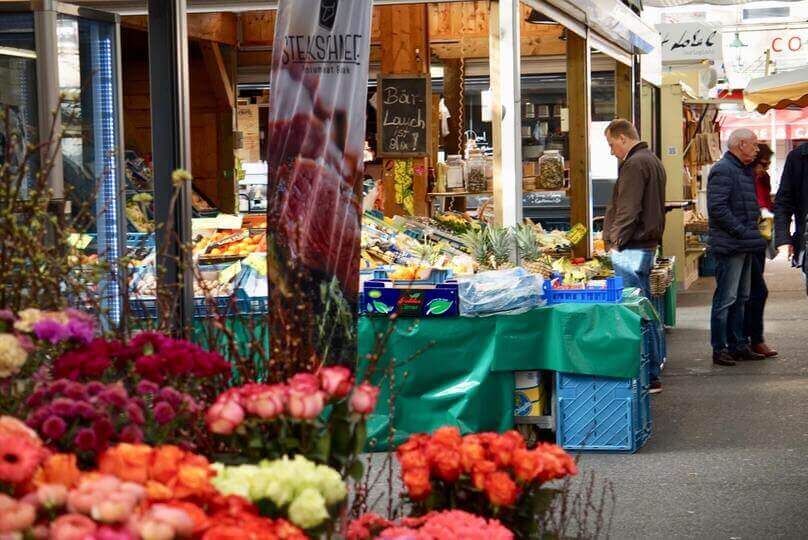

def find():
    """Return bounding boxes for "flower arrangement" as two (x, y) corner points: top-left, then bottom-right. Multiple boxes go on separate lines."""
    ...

(205, 366), (379, 475)
(212, 455), (347, 532)
(396, 427), (577, 538)
(24, 380), (200, 465)
(347, 510), (514, 540)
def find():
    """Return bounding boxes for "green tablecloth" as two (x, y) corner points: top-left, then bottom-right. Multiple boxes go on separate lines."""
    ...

(357, 292), (657, 450)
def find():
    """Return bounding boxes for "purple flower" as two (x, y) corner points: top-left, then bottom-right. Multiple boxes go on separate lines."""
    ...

(26, 387), (48, 408)
(183, 396), (201, 414)
(126, 402), (145, 425)
(158, 387), (183, 408)
(136, 380), (159, 395)
(74, 428), (96, 452)
(119, 425), (143, 444)
(99, 385), (128, 408)
(49, 379), (69, 395)
(41, 415), (67, 440)
(85, 381), (106, 397)
(153, 402), (176, 425)
(33, 319), (69, 344)
(64, 382), (87, 401)
(50, 398), (77, 417)
(66, 319), (94, 344)
(92, 416), (115, 441)
(74, 402), (98, 420)
(0, 309), (15, 322)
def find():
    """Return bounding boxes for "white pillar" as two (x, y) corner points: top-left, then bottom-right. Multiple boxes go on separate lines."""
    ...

(489, 0), (523, 228)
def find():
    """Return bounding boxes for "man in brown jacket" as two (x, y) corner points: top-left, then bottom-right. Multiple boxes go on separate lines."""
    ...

(603, 118), (667, 391)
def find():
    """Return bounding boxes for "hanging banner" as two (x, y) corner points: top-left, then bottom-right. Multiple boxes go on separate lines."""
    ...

(267, 0), (372, 370)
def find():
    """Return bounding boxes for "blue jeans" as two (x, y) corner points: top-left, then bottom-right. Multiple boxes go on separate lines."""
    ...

(711, 253), (753, 353)
(610, 248), (655, 299)
(743, 250), (767, 346)
(611, 249), (661, 381)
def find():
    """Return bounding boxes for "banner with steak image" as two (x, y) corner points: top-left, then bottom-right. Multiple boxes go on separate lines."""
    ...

(267, 0), (372, 371)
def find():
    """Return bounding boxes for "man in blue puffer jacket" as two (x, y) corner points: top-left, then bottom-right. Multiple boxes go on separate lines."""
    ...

(708, 129), (768, 367)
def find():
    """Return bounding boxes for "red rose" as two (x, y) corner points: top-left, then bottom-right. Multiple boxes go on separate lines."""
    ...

(318, 366), (354, 399)
(288, 373), (320, 393)
(471, 460), (497, 491)
(286, 388), (325, 420)
(241, 384), (287, 420)
(512, 448), (543, 483)
(431, 427), (462, 449)
(431, 448), (462, 483)
(460, 440), (486, 473)
(398, 449), (428, 471)
(489, 435), (517, 468)
(484, 471), (519, 507)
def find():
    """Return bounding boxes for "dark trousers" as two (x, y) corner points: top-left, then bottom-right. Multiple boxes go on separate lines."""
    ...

(744, 250), (768, 345)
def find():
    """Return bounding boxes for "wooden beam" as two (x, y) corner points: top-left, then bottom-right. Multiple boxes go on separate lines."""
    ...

(201, 42), (234, 109)
(615, 60), (634, 122)
(239, 10), (276, 47)
(379, 4), (430, 218)
(122, 13), (237, 46)
(567, 31), (592, 258)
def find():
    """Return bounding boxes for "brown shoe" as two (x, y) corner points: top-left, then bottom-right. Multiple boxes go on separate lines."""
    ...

(712, 350), (736, 366)
(751, 343), (778, 357)
(732, 347), (766, 361)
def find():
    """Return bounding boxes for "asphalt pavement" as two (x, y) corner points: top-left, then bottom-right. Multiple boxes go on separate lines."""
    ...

(573, 256), (808, 539)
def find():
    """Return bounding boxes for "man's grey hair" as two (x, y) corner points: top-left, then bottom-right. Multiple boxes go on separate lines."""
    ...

(727, 128), (756, 149)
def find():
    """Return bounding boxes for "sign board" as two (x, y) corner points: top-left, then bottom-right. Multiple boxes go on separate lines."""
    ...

(236, 104), (260, 163)
(657, 23), (724, 66)
(722, 26), (808, 89)
(377, 75), (430, 157)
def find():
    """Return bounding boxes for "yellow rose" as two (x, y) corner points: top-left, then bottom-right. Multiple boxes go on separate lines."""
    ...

(0, 333), (28, 377)
(13, 309), (44, 333)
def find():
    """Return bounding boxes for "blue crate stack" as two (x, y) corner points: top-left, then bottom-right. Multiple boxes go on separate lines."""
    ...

(555, 322), (654, 453)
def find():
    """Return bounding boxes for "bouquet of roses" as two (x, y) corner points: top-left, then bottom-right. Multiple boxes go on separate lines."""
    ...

(396, 427), (577, 538)
(348, 510), (514, 540)
(24, 379), (200, 466)
(212, 455), (347, 533)
(205, 366), (379, 476)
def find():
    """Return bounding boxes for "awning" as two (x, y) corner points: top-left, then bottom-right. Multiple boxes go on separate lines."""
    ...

(743, 67), (808, 114)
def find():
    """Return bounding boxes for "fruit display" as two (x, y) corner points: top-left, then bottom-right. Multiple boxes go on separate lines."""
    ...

(129, 265), (238, 298)
(195, 230), (267, 259)
(514, 224), (552, 277)
(434, 211), (473, 235)
(550, 256), (612, 286)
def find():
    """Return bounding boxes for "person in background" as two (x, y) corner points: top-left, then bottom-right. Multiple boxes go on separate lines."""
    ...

(707, 129), (767, 367)
(603, 118), (666, 393)
(774, 140), (808, 287)
(744, 144), (777, 357)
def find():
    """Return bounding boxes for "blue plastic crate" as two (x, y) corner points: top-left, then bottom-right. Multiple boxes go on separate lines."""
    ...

(543, 276), (623, 304)
(556, 367), (651, 453)
(370, 267), (452, 285)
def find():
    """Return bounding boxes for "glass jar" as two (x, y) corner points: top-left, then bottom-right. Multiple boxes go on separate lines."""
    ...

(465, 153), (487, 193)
(538, 150), (565, 190)
(445, 155), (465, 192)
(435, 161), (448, 193)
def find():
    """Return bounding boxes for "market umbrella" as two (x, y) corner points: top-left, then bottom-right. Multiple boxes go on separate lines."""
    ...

(743, 67), (808, 114)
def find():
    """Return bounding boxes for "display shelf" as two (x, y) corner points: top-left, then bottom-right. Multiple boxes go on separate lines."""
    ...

(428, 189), (568, 198)
(513, 415), (554, 429)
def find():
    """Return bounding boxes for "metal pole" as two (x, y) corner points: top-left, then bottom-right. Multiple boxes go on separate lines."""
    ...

(147, 0), (193, 334)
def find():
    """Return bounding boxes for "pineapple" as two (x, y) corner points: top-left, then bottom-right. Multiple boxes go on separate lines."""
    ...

(515, 223), (552, 276)
(487, 227), (514, 270)
(462, 227), (490, 270)
(412, 241), (439, 266)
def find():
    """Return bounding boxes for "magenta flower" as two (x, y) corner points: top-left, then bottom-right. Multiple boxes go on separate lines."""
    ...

(41, 416), (67, 440)
(119, 425), (143, 444)
(66, 319), (94, 344)
(126, 402), (145, 425)
(33, 319), (69, 344)
(153, 402), (176, 425)
(136, 380), (159, 395)
(50, 398), (77, 417)
(74, 428), (96, 452)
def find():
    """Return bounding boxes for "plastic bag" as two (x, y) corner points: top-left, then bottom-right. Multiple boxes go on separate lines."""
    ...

(457, 267), (545, 316)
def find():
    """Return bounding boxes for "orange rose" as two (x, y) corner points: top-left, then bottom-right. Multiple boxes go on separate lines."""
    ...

(398, 449), (428, 471)
(98, 444), (152, 484)
(540, 443), (578, 477)
(431, 448), (461, 483)
(459, 440), (486, 473)
(172, 462), (214, 499)
(149, 445), (185, 484)
(396, 434), (430, 456)
(501, 430), (527, 451)
(146, 479), (174, 501)
(402, 466), (431, 501)
(32, 453), (81, 489)
(470, 460), (497, 491)
(431, 427), (462, 449)
(484, 471), (519, 507)
(163, 501), (211, 535)
(512, 448), (543, 483)
(489, 435), (517, 468)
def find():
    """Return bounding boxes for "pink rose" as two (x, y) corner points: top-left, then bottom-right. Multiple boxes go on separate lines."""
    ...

(319, 366), (354, 399)
(147, 504), (195, 537)
(205, 399), (245, 435)
(0, 494), (36, 533)
(138, 519), (175, 540)
(91, 492), (137, 523)
(350, 382), (381, 415)
(288, 372), (320, 393)
(37, 484), (68, 508)
(286, 388), (326, 420)
(242, 384), (286, 420)
(49, 513), (98, 540)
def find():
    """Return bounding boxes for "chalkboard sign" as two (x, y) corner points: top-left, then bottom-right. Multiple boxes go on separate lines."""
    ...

(377, 75), (430, 157)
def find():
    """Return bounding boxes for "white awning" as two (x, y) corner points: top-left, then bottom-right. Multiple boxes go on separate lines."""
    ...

(744, 67), (808, 114)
